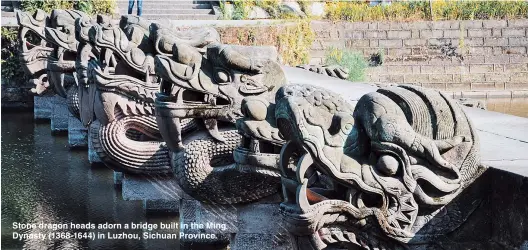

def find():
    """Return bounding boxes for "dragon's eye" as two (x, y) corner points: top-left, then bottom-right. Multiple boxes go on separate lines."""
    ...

(214, 68), (230, 84)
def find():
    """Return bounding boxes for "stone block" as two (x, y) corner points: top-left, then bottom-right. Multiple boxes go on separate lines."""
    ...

(461, 20), (483, 29)
(468, 29), (491, 38)
(491, 28), (503, 37)
(179, 199), (237, 244)
(387, 30), (411, 39)
(485, 73), (511, 83)
(444, 82), (470, 91)
(346, 39), (369, 47)
(408, 21), (432, 30)
(510, 72), (528, 83)
(386, 48), (412, 57)
(509, 37), (528, 46)
(143, 200), (179, 214)
(51, 95), (69, 134)
(364, 31), (386, 39)
(68, 114), (88, 148)
(443, 29), (466, 38)
(404, 39), (427, 47)
(113, 171), (123, 187)
(471, 82), (497, 90)
(404, 74), (429, 84)
(510, 55), (528, 63)
(340, 30), (363, 39)
(483, 37), (508, 46)
(484, 55), (510, 64)
(88, 120), (102, 164)
(429, 74), (453, 83)
(231, 233), (296, 250)
(421, 65), (444, 74)
(504, 47), (527, 54)
(122, 173), (186, 201)
(461, 74), (486, 83)
(483, 20), (507, 29)
(231, 204), (296, 250)
(445, 65), (469, 74)
(420, 29), (443, 39)
(469, 64), (494, 74)
(464, 37), (485, 46)
(423, 82), (448, 90)
(504, 63), (528, 72)
(432, 20), (460, 29)
(379, 39), (402, 48)
(33, 95), (53, 121)
(502, 28), (526, 37)
(508, 19), (528, 28)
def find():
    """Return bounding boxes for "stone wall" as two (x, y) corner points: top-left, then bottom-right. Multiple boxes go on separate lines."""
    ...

(1, 78), (33, 110)
(310, 19), (528, 94)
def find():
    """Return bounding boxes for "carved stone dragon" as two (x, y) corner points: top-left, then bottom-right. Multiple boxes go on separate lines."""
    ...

(17, 9), (88, 118)
(155, 38), (289, 203)
(74, 15), (206, 173)
(274, 84), (485, 249)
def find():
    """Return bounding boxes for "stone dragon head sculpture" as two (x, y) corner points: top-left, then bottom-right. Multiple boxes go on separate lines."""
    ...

(17, 9), (88, 118)
(74, 14), (202, 173)
(275, 84), (485, 249)
(154, 27), (289, 203)
(16, 9), (53, 95)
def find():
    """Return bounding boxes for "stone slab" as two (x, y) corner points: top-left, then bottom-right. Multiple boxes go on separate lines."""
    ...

(179, 199), (236, 244)
(50, 95), (69, 134)
(231, 203), (297, 250)
(113, 171), (123, 187)
(88, 120), (102, 164)
(142, 200), (179, 214)
(121, 173), (187, 201)
(68, 114), (88, 148)
(33, 95), (53, 121)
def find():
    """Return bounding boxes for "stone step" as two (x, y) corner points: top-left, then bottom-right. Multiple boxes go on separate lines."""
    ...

(140, 8), (213, 15)
(139, 14), (218, 20)
(117, 3), (212, 10)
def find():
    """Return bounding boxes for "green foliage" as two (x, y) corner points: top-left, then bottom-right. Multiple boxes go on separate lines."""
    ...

(232, 1), (251, 20)
(431, 0), (528, 20)
(220, 0), (308, 20)
(326, 0), (528, 21)
(277, 20), (314, 66)
(20, 0), (116, 15)
(1, 27), (26, 84)
(20, 0), (74, 13)
(325, 47), (368, 82)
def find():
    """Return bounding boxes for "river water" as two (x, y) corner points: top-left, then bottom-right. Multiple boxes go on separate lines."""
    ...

(1, 113), (182, 250)
(477, 97), (528, 118)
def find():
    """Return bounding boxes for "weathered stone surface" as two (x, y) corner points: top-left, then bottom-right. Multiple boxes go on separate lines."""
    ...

(50, 95), (69, 134)
(68, 113), (87, 148)
(248, 6), (270, 19)
(179, 199), (236, 244)
(33, 95), (53, 120)
(121, 173), (186, 201)
(143, 200), (179, 214)
(88, 120), (102, 164)
(274, 83), (484, 248)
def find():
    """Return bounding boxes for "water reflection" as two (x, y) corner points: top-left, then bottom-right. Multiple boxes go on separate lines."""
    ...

(480, 98), (528, 118)
(1, 113), (180, 250)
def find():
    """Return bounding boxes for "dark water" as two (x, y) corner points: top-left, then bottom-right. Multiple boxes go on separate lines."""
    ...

(1, 113), (181, 250)
(479, 98), (528, 118)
